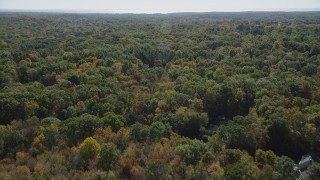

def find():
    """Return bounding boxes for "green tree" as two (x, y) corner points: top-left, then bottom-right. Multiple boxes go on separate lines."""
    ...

(307, 163), (320, 180)
(224, 152), (261, 180)
(255, 149), (276, 167)
(175, 138), (208, 165)
(0, 125), (25, 156)
(175, 107), (208, 137)
(0, 95), (20, 124)
(130, 122), (150, 142)
(60, 114), (102, 145)
(150, 121), (172, 142)
(101, 112), (126, 131)
(213, 67), (227, 83)
(218, 122), (248, 150)
(274, 156), (295, 180)
(79, 137), (101, 161)
(99, 142), (120, 170)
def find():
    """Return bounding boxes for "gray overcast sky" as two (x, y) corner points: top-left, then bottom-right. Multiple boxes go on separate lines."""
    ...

(1, 0), (320, 13)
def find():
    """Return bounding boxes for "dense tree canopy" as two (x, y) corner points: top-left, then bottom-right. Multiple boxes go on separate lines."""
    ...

(0, 11), (320, 179)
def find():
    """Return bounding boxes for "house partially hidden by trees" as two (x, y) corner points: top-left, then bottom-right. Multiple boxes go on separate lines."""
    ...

(297, 153), (320, 180)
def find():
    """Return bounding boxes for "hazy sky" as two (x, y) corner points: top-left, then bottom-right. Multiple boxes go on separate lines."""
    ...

(1, 0), (319, 13)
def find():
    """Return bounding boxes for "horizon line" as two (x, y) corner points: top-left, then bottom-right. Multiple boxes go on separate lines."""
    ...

(1, 8), (320, 14)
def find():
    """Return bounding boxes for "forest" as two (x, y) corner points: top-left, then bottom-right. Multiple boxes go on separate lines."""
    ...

(0, 12), (320, 179)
